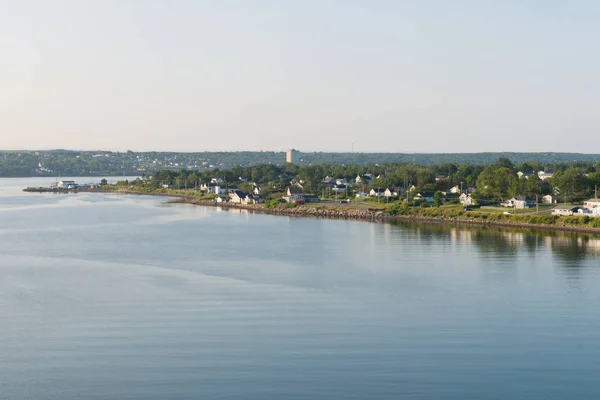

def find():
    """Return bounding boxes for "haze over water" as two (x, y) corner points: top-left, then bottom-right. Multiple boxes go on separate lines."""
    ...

(2, 178), (600, 399)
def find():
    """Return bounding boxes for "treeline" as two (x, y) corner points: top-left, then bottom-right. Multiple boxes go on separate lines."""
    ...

(136, 157), (600, 203)
(3, 150), (600, 177)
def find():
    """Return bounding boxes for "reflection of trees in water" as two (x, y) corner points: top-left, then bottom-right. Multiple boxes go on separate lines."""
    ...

(389, 220), (600, 266)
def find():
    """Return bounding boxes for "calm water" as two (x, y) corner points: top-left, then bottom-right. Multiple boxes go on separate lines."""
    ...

(2, 178), (600, 399)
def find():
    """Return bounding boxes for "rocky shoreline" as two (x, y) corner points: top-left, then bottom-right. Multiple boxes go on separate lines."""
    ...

(108, 189), (600, 235)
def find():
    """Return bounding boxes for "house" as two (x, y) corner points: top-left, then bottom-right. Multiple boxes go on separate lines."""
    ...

(384, 188), (394, 197)
(215, 195), (228, 203)
(356, 174), (373, 184)
(284, 187), (305, 203)
(435, 175), (447, 182)
(502, 196), (536, 209)
(542, 195), (560, 204)
(210, 178), (224, 184)
(243, 194), (264, 204)
(552, 205), (581, 216)
(538, 171), (554, 181)
(414, 192), (435, 203)
(335, 178), (348, 186)
(584, 198), (600, 209)
(517, 171), (534, 179)
(303, 195), (320, 203)
(448, 185), (461, 194)
(355, 192), (368, 199)
(369, 188), (386, 197)
(333, 184), (347, 193)
(459, 193), (474, 206)
(229, 190), (248, 204)
(253, 186), (263, 195)
(578, 208), (593, 216)
(57, 180), (78, 189)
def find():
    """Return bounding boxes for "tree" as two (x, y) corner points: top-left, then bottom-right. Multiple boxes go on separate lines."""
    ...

(433, 191), (444, 206)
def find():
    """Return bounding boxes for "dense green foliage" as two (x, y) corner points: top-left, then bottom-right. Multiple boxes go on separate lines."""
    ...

(119, 156), (600, 205)
(2, 150), (600, 177)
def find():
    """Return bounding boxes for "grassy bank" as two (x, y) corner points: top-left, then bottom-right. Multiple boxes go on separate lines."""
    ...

(102, 185), (600, 233)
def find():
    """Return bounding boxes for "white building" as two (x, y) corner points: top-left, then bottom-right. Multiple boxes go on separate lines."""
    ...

(286, 149), (299, 164)
(57, 180), (77, 189)
(584, 198), (600, 210)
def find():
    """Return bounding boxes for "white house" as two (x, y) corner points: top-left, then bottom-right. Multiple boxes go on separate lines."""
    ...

(355, 192), (367, 199)
(370, 188), (386, 197)
(414, 192), (435, 203)
(284, 187), (304, 203)
(552, 205), (581, 216)
(243, 194), (264, 204)
(229, 190), (248, 204)
(517, 171), (534, 179)
(538, 171), (554, 181)
(384, 188), (394, 197)
(502, 196), (536, 209)
(333, 184), (347, 193)
(215, 195), (228, 203)
(448, 185), (461, 194)
(542, 195), (560, 204)
(459, 193), (474, 206)
(211, 178), (224, 184)
(57, 180), (77, 189)
(584, 198), (600, 209)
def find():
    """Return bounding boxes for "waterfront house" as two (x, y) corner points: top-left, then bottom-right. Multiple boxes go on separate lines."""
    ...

(552, 205), (581, 216)
(243, 194), (264, 204)
(584, 198), (600, 209)
(284, 187), (304, 203)
(215, 195), (228, 203)
(57, 180), (78, 189)
(229, 190), (248, 204)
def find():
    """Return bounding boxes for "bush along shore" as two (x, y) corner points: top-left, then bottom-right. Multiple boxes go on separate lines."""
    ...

(105, 187), (600, 235)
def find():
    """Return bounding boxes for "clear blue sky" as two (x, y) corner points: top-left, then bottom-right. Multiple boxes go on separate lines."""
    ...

(1, 0), (599, 152)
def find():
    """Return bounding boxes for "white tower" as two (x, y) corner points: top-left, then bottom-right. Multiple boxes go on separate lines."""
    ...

(286, 149), (299, 164)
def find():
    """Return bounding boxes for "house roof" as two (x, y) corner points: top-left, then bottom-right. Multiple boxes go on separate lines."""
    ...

(288, 187), (304, 194)
(514, 196), (534, 201)
(230, 190), (247, 198)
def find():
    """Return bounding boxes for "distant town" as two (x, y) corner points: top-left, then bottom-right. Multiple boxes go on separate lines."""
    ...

(25, 154), (600, 224)
(3, 149), (600, 177)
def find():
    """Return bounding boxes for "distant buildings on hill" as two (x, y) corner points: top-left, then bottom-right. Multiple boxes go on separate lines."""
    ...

(286, 149), (299, 164)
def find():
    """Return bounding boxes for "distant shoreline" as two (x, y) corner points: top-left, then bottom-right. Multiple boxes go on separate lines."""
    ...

(104, 189), (600, 236)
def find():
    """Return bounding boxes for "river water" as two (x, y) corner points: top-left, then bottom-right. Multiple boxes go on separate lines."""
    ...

(2, 177), (600, 399)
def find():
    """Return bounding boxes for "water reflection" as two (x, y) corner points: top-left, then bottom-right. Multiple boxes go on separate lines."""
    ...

(390, 221), (600, 269)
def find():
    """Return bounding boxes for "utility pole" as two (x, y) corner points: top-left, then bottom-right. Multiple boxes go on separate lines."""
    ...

(536, 194), (539, 214)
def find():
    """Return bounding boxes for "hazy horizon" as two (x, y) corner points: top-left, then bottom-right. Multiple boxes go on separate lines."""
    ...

(2, 1), (599, 152)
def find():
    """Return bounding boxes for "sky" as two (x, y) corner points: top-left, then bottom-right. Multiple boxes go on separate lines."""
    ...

(1, 0), (599, 153)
